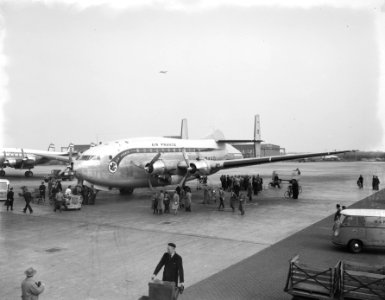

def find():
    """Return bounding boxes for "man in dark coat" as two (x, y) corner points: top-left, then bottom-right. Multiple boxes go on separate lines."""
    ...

(20, 187), (33, 214)
(6, 187), (14, 211)
(152, 243), (184, 288)
(291, 179), (299, 199)
(39, 182), (46, 201)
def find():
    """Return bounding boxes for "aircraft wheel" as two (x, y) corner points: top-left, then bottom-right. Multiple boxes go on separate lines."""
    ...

(0, 170), (5, 177)
(348, 239), (363, 253)
(25, 171), (33, 177)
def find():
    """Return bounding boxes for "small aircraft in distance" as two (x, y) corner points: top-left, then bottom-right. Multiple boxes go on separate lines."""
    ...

(159, 70), (168, 74)
(74, 116), (353, 198)
(0, 144), (74, 177)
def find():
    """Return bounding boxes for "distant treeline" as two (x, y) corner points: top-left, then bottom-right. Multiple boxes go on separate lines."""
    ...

(339, 151), (385, 161)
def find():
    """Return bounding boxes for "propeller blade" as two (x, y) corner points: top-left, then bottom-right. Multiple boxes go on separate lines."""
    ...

(180, 148), (191, 186)
(149, 152), (161, 166)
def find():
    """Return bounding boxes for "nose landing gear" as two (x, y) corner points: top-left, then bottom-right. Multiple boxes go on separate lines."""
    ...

(120, 187), (134, 195)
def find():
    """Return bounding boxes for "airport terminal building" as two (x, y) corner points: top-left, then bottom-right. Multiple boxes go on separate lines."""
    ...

(232, 143), (285, 158)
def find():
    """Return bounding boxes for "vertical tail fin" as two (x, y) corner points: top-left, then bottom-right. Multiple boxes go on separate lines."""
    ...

(253, 115), (262, 158)
(48, 143), (55, 152)
(180, 118), (188, 139)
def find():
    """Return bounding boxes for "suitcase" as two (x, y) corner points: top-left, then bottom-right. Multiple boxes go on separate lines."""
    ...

(149, 280), (177, 300)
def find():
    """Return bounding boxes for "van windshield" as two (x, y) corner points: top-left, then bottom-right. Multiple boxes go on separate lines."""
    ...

(0, 182), (8, 190)
(340, 215), (366, 227)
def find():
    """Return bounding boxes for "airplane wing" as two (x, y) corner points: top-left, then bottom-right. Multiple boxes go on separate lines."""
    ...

(219, 150), (352, 170)
(23, 150), (73, 163)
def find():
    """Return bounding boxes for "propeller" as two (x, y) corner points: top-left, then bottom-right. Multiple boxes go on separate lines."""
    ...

(144, 152), (162, 174)
(130, 152), (162, 189)
(180, 149), (192, 187)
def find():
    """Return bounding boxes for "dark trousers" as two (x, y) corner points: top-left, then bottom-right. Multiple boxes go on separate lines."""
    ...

(234, 185), (240, 196)
(6, 200), (13, 211)
(239, 202), (244, 215)
(218, 198), (225, 210)
(54, 201), (62, 212)
(23, 201), (33, 213)
(40, 191), (45, 200)
(230, 200), (235, 212)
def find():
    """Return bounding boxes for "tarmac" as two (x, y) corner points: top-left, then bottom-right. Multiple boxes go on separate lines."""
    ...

(0, 161), (384, 299)
(183, 188), (385, 300)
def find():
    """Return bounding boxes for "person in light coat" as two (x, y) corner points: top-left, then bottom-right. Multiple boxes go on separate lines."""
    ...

(172, 192), (180, 215)
(21, 267), (45, 300)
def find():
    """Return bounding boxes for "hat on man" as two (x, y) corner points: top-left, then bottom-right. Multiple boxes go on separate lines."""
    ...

(24, 267), (37, 277)
(168, 243), (176, 248)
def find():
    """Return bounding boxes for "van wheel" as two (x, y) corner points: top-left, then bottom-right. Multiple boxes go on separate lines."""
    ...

(348, 240), (363, 253)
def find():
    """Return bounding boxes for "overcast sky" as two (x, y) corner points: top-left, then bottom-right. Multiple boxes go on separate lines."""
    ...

(0, 0), (384, 152)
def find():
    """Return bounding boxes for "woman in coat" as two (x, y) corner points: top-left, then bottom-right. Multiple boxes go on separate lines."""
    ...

(172, 192), (180, 215)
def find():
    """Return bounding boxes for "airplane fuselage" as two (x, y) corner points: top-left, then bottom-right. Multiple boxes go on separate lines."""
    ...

(74, 137), (242, 190)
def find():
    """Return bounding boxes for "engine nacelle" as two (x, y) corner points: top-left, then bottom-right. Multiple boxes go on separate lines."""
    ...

(24, 157), (36, 165)
(190, 160), (211, 175)
(5, 158), (17, 166)
(145, 160), (167, 175)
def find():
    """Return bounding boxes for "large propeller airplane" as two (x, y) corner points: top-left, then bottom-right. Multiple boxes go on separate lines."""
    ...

(74, 116), (352, 197)
(0, 144), (75, 177)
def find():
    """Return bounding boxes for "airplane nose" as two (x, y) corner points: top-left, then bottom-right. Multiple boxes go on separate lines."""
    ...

(73, 161), (84, 179)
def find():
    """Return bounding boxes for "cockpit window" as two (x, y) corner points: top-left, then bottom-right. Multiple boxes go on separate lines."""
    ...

(78, 155), (100, 161)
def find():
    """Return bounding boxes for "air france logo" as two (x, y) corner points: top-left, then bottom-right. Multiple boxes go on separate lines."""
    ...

(109, 161), (118, 173)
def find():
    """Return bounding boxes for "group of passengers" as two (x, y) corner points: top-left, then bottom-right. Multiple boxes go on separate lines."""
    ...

(152, 186), (192, 215)
(356, 174), (381, 190)
(220, 174), (263, 196)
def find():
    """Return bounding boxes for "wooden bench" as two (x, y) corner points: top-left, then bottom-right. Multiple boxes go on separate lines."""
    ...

(338, 261), (385, 300)
(284, 255), (337, 299)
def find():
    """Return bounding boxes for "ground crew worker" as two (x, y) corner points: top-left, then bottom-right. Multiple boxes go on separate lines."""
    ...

(20, 187), (33, 214)
(54, 190), (64, 212)
(21, 267), (45, 300)
(247, 182), (253, 202)
(291, 179), (299, 199)
(39, 182), (46, 202)
(357, 175), (363, 189)
(158, 190), (165, 214)
(372, 175), (380, 190)
(218, 187), (225, 211)
(152, 243), (184, 290)
(334, 204), (342, 221)
(164, 191), (170, 213)
(152, 192), (159, 214)
(230, 191), (236, 212)
(239, 193), (245, 215)
(6, 187), (14, 211)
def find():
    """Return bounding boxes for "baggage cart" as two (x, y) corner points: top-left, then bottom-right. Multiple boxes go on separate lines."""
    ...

(284, 255), (338, 299)
(338, 260), (385, 300)
(63, 194), (82, 210)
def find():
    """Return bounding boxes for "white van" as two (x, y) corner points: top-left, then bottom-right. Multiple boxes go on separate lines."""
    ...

(332, 209), (385, 253)
(0, 179), (10, 201)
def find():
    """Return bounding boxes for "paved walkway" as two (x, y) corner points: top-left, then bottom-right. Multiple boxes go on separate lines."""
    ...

(183, 189), (385, 300)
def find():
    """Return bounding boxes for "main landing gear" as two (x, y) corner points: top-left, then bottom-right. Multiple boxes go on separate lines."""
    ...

(25, 170), (33, 177)
(120, 187), (134, 195)
(0, 169), (5, 177)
